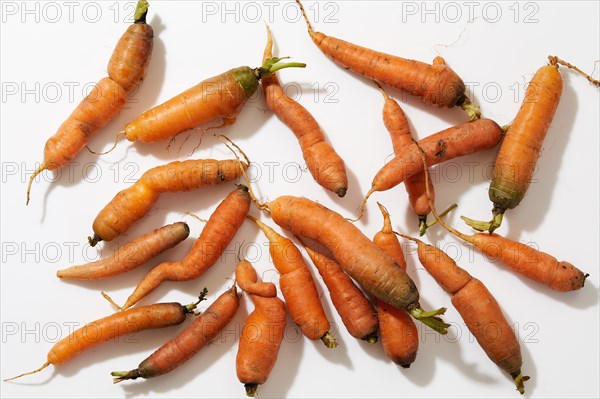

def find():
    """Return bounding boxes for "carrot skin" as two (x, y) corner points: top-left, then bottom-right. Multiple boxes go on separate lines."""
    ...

(57, 222), (189, 280)
(236, 260), (277, 298)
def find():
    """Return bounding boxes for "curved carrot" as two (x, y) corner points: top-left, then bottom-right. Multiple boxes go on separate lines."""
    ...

(119, 185), (251, 310)
(297, 237), (378, 343)
(262, 26), (348, 197)
(235, 260), (286, 397)
(57, 222), (189, 280)
(248, 216), (337, 348)
(112, 286), (239, 383)
(26, 0), (153, 205)
(372, 203), (419, 367)
(89, 159), (248, 246)
(4, 294), (204, 381)
(400, 234), (528, 394)
(295, 0), (479, 118)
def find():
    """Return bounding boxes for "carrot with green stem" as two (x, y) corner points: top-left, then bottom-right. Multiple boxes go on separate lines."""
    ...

(463, 56), (599, 233)
(26, 0), (153, 205)
(296, 236), (379, 343)
(112, 286), (239, 383)
(372, 203), (419, 368)
(262, 25), (348, 197)
(117, 184), (251, 311)
(57, 222), (189, 280)
(235, 260), (286, 397)
(4, 291), (206, 381)
(88, 158), (248, 246)
(295, 0), (480, 119)
(248, 216), (337, 348)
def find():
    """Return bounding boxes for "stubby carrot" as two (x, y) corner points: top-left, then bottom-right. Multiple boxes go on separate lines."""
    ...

(119, 185), (251, 310)
(295, 0), (479, 118)
(248, 216), (337, 348)
(372, 203), (419, 368)
(4, 293), (205, 381)
(26, 0), (153, 205)
(262, 26), (348, 197)
(88, 158), (248, 246)
(111, 286), (239, 382)
(57, 222), (189, 280)
(235, 260), (286, 397)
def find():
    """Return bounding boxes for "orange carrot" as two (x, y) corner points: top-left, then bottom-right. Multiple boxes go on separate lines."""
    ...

(89, 159), (248, 246)
(262, 26), (348, 197)
(297, 237), (378, 343)
(248, 216), (337, 348)
(26, 0), (153, 205)
(57, 222), (189, 280)
(4, 294), (204, 381)
(372, 203), (419, 368)
(355, 118), (503, 220)
(235, 260), (286, 397)
(111, 286), (239, 383)
(295, 0), (479, 118)
(400, 234), (528, 394)
(123, 58), (305, 144)
(119, 185), (251, 310)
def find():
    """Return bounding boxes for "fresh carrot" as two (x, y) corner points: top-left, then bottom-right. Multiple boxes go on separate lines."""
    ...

(235, 260), (286, 397)
(372, 203), (419, 368)
(399, 233), (528, 394)
(296, 237), (378, 343)
(355, 118), (503, 220)
(111, 286), (239, 383)
(88, 158), (248, 246)
(295, 0), (479, 119)
(123, 57), (305, 144)
(262, 26), (348, 197)
(118, 185), (251, 310)
(57, 222), (189, 280)
(4, 293), (205, 381)
(377, 83), (435, 234)
(248, 216), (337, 348)
(26, 0), (153, 205)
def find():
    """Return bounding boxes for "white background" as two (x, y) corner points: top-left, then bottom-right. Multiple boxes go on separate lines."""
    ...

(1, 1), (599, 398)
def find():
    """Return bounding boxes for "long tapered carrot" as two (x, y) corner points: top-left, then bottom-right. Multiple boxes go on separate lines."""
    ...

(235, 260), (286, 397)
(111, 286), (239, 383)
(88, 159), (248, 246)
(372, 203), (419, 367)
(248, 216), (337, 348)
(297, 237), (378, 343)
(4, 293), (206, 381)
(262, 26), (348, 197)
(118, 185), (251, 310)
(26, 0), (153, 205)
(295, 0), (480, 119)
(57, 222), (189, 280)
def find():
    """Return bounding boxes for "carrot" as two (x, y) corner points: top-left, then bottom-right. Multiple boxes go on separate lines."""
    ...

(355, 118), (503, 220)
(399, 233), (528, 394)
(296, 237), (378, 343)
(111, 286), (239, 383)
(26, 0), (153, 205)
(248, 216), (337, 348)
(235, 260), (286, 397)
(372, 203), (419, 368)
(262, 26), (348, 197)
(88, 158), (248, 246)
(118, 185), (251, 310)
(4, 292), (205, 381)
(123, 57), (305, 144)
(377, 83), (435, 234)
(57, 222), (189, 280)
(295, 0), (479, 119)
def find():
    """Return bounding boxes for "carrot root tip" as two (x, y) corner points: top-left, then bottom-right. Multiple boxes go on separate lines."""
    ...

(3, 362), (50, 381)
(511, 371), (530, 395)
(410, 306), (451, 335)
(244, 383), (259, 397)
(362, 333), (378, 344)
(320, 332), (338, 348)
(88, 234), (102, 247)
(111, 369), (140, 384)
